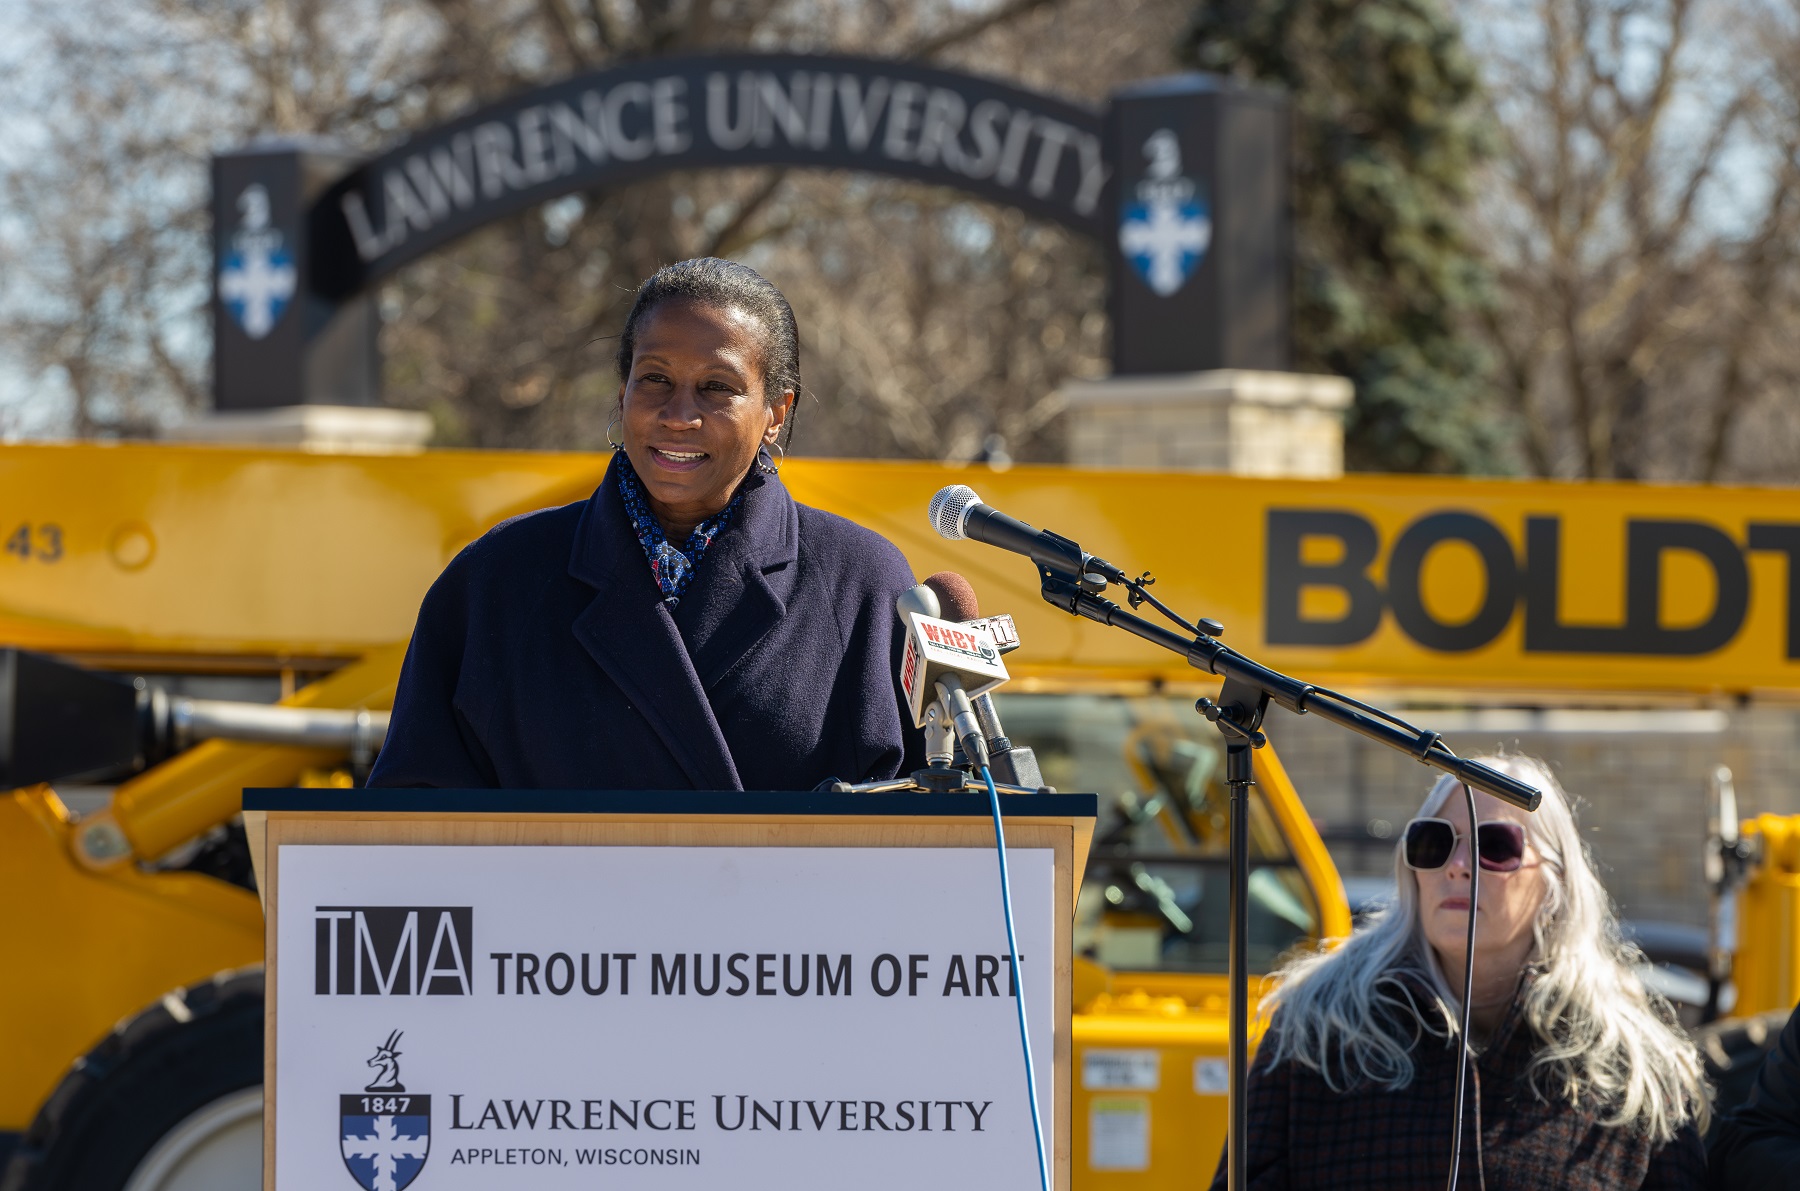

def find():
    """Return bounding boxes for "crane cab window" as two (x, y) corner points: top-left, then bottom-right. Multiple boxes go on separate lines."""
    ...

(992, 692), (1320, 975)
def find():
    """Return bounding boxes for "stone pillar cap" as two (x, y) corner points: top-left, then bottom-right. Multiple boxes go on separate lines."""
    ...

(164, 405), (433, 454)
(1060, 369), (1353, 409)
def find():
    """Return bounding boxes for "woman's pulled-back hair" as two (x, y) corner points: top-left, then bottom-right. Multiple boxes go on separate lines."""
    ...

(614, 258), (802, 443)
(1259, 755), (1708, 1144)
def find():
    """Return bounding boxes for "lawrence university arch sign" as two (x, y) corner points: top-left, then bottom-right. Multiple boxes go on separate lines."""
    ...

(212, 54), (1289, 411)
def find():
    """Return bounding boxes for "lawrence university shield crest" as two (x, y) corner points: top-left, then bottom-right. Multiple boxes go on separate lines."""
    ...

(218, 182), (297, 340)
(1118, 128), (1212, 297)
(340, 1031), (430, 1191)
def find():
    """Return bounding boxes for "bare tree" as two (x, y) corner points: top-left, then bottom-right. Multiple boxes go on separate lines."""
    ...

(0, 0), (440, 433)
(1466, 0), (1800, 481)
(1694, 0), (1800, 482)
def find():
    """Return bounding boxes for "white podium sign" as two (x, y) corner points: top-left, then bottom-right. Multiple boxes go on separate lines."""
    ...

(272, 844), (1054, 1190)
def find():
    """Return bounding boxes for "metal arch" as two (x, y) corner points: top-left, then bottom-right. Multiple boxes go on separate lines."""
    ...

(308, 52), (1109, 300)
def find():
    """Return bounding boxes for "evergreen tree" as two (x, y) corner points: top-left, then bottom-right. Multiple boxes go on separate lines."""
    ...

(1184, 0), (1513, 473)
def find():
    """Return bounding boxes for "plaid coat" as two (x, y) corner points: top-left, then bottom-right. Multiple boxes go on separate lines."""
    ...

(1208, 976), (1706, 1190)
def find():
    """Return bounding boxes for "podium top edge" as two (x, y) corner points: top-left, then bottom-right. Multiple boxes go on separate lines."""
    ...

(242, 788), (1099, 818)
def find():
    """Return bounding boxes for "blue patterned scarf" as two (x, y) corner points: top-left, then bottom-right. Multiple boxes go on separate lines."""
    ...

(615, 455), (745, 606)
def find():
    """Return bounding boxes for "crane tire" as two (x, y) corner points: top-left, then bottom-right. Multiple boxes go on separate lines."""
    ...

(0, 967), (263, 1191)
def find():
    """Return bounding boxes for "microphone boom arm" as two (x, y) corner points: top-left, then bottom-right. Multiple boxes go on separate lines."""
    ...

(1038, 571), (1542, 813)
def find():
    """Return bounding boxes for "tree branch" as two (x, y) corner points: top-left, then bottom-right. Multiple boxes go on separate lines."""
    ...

(1701, 147), (1800, 479)
(1479, 300), (1555, 475)
(536, 0), (594, 70)
(903, 0), (1059, 60)
(698, 169), (789, 258)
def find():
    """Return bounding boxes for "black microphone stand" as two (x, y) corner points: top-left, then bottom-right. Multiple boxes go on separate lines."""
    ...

(1034, 565), (1540, 1191)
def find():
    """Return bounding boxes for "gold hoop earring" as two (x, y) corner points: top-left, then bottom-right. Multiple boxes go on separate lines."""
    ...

(606, 409), (624, 450)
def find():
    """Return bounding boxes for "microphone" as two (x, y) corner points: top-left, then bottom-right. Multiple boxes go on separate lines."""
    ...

(937, 675), (989, 771)
(929, 485), (1111, 579)
(896, 580), (941, 621)
(924, 570), (1021, 658)
(895, 581), (1009, 770)
(924, 570), (977, 620)
(896, 580), (958, 766)
(914, 572), (1044, 789)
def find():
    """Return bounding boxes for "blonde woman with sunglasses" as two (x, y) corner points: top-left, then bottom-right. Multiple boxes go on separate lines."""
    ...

(1209, 754), (1708, 1190)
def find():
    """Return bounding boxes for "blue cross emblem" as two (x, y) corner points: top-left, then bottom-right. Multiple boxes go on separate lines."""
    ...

(219, 243), (296, 338)
(340, 1099), (431, 1191)
(1119, 194), (1211, 297)
(1118, 128), (1212, 297)
(218, 183), (297, 339)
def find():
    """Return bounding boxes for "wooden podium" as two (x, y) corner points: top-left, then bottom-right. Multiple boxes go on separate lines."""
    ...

(245, 789), (1095, 1191)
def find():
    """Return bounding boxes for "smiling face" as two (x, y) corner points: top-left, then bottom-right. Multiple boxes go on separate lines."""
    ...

(619, 299), (793, 540)
(1414, 788), (1548, 980)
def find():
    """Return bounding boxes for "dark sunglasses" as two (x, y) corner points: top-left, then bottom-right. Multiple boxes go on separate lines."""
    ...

(1402, 817), (1527, 873)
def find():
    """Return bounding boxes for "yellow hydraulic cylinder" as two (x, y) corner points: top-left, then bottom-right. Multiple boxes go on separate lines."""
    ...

(1735, 814), (1800, 1017)
(83, 641), (408, 866)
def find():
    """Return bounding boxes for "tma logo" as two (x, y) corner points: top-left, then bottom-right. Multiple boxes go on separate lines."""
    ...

(316, 907), (474, 996)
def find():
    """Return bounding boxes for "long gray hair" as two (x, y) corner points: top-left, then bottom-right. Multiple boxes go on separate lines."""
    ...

(1260, 755), (1707, 1143)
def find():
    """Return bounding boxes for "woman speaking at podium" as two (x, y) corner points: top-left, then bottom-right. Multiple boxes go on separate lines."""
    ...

(369, 258), (922, 791)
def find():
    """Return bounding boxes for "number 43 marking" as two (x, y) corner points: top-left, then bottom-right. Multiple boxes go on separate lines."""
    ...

(7, 524), (62, 562)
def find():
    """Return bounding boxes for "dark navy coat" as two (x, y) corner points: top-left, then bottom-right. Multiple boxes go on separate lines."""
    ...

(368, 457), (923, 790)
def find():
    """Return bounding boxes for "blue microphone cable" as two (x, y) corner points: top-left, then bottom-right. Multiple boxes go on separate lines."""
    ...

(980, 764), (1051, 1191)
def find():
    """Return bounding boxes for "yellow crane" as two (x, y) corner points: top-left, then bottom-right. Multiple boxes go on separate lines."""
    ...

(0, 441), (1793, 1190)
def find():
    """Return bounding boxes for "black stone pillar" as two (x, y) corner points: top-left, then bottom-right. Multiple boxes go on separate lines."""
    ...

(212, 143), (379, 411)
(1106, 76), (1290, 375)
